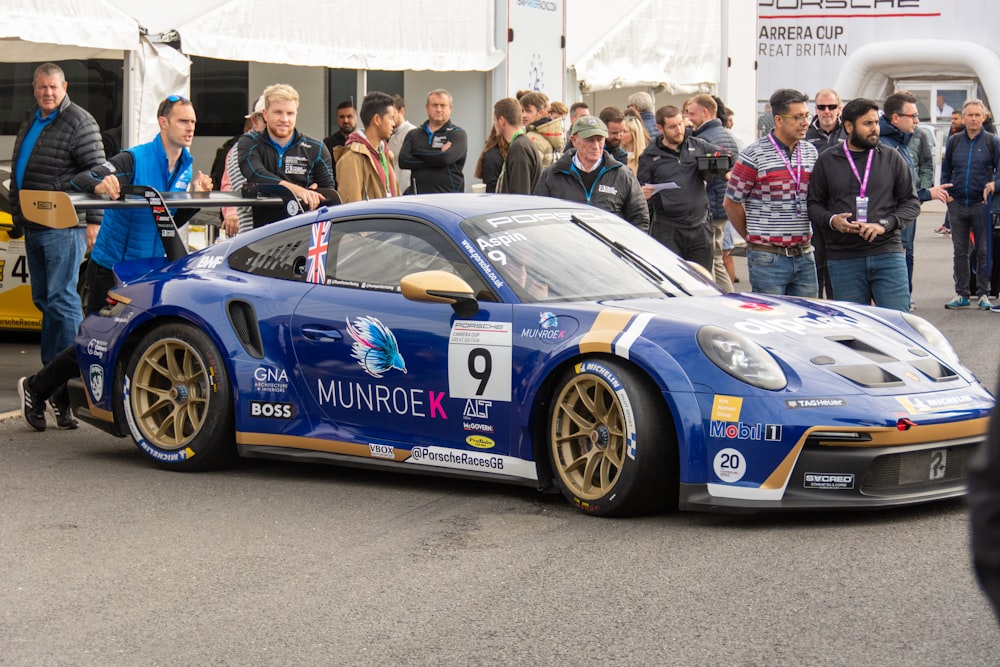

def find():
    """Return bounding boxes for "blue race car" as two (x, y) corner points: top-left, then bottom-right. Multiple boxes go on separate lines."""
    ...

(61, 193), (992, 516)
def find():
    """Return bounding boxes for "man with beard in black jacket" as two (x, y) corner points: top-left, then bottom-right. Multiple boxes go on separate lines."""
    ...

(638, 104), (727, 271)
(534, 115), (648, 231)
(807, 98), (921, 312)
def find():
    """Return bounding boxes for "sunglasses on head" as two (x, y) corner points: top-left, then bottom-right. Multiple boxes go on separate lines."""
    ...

(166, 94), (189, 103)
(816, 104), (839, 111)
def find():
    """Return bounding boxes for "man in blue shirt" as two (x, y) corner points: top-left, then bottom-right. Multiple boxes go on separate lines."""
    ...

(10, 63), (106, 427)
(17, 96), (213, 432)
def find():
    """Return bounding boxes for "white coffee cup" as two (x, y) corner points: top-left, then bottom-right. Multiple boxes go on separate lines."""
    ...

(471, 183), (487, 194)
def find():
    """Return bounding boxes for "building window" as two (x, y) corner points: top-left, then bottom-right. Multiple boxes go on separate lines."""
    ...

(190, 57), (249, 137)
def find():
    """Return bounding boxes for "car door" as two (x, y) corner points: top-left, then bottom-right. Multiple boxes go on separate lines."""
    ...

(288, 215), (527, 476)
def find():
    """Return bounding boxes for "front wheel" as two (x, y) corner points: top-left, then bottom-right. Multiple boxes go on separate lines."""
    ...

(548, 358), (676, 517)
(123, 323), (235, 471)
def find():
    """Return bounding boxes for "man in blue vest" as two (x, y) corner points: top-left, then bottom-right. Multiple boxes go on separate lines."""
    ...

(17, 95), (212, 432)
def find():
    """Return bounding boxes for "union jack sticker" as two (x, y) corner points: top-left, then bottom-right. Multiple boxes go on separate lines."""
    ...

(306, 221), (332, 284)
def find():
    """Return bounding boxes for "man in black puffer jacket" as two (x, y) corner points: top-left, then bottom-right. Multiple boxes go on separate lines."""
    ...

(9, 63), (106, 429)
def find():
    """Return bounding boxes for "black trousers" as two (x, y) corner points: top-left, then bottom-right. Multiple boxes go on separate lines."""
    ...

(33, 261), (115, 401)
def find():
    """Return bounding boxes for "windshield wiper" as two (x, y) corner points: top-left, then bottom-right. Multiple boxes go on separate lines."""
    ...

(569, 215), (691, 296)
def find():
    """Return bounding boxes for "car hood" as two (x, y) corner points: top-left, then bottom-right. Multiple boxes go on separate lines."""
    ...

(598, 292), (977, 396)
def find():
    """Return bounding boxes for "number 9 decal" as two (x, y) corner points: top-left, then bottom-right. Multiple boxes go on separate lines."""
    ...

(448, 321), (512, 401)
(467, 348), (492, 396)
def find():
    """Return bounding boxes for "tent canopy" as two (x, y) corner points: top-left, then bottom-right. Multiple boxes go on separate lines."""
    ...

(1, 0), (139, 61)
(175, 0), (504, 72)
(570, 0), (721, 94)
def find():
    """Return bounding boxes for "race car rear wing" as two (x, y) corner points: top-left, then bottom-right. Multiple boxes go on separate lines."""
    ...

(18, 184), (340, 261)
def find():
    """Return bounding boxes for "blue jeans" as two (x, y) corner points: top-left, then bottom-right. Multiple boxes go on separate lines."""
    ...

(899, 219), (915, 293)
(24, 226), (85, 364)
(948, 202), (989, 297)
(826, 253), (910, 312)
(747, 249), (818, 297)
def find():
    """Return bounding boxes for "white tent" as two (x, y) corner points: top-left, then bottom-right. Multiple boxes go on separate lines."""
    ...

(1, 0), (138, 61)
(569, 0), (721, 94)
(1, 0), (190, 150)
(174, 0), (504, 72)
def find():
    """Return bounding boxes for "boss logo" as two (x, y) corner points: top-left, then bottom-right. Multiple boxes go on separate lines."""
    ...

(249, 401), (293, 419)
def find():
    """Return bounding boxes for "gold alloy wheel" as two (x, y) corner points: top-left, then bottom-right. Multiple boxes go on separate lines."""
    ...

(550, 373), (627, 500)
(131, 338), (210, 449)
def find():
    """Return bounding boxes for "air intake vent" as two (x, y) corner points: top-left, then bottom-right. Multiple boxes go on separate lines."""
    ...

(227, 300), (263, 358)
(831, 364), (904, 388)
(908, 357), (959, 382)
(826, 335), (897, 363)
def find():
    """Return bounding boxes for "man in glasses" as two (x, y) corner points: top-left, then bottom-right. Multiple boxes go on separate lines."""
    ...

(806, 88), (846, 154)
(724, 88), (819, 297)
(807, 98), (920, 312)
(10, 62), (107, 428)
(18, 95), (213, 431)
(878, 91), (952, 310)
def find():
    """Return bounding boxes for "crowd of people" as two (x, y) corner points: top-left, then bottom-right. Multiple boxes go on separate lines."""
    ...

(11, 65), (1000, 435)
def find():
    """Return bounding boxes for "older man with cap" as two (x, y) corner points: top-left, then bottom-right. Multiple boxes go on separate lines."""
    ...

(533, 115), (649, 231)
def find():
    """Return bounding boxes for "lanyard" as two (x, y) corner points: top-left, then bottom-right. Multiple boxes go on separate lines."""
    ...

(843, 141), (874, 197)
(767, 133), (802, 192)
(377, 144), (391, 194)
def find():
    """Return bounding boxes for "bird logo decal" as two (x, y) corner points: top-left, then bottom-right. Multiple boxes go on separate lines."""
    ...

(346, 316), (407, 378)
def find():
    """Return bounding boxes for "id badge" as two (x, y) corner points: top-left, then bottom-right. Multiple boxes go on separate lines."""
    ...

(855, 196), (869, 223)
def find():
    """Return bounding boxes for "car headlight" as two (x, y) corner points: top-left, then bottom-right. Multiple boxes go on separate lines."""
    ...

(697, 325), (787, 390)
(901, 313), (962, 369)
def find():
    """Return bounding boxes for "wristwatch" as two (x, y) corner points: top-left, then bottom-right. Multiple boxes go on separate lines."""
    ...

(876, 218), (890, 230)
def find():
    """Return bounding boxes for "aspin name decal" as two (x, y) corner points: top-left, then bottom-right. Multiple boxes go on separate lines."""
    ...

(249, 401), (293, 419)
(318, 380), (448, 419)
(785, 398), (847, 409)
(804, 473), (855, 490)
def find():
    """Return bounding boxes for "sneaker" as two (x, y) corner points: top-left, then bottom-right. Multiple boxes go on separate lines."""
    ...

(17, 376), (46, 432)
(979, 295), (993, 310)
(933, 226), (951, 236)
(944, 295), (971, 309)
(49, 399), (79, 430)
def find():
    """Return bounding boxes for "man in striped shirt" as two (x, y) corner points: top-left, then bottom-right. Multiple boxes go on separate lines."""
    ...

(724, 88), (819, 296)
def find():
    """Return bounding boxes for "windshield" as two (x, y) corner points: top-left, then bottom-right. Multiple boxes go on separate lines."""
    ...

(460, 208), (719, 303)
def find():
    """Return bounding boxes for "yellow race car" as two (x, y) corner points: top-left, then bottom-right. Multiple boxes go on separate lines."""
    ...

(0, 161), (43, 331)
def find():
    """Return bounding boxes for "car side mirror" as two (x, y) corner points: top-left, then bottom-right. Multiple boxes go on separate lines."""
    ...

(400, 270), (479, 318)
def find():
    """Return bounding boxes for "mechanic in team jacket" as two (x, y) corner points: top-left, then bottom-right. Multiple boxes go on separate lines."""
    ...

(397, 89), (468, 194)
(237, 83), (336, 226)
(533, 115), (649, 232)
(18, 95), (213, 432)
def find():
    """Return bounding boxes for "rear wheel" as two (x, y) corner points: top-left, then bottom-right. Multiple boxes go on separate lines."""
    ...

(123, 323), (235, 471)
(548, 358), (676, 516)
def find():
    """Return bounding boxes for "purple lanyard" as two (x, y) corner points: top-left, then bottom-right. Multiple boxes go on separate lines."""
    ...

(843, 141), (874, 197)
(768, 133), (802, 192)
